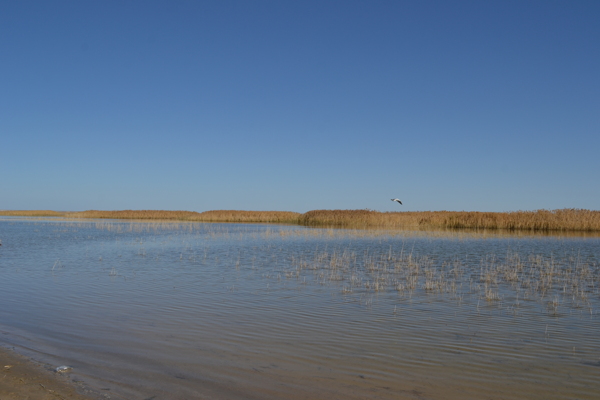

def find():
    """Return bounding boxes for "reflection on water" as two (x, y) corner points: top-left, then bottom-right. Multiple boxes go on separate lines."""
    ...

(0, 217), (599, 400)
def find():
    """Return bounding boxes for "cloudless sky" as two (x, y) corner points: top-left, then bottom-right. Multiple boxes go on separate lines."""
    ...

(1, 0), (599, 213)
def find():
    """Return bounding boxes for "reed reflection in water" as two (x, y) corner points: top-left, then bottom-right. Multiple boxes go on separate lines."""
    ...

(0, 217), (599, 400)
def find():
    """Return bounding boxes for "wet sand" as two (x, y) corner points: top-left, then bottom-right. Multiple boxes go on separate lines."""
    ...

(0, 346), (95, 400)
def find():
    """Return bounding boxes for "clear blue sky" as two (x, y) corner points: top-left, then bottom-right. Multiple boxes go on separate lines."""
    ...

(1, 1), (598, 213)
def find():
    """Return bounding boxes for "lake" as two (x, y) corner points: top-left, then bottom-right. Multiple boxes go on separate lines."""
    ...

(0, 217), (599, 399)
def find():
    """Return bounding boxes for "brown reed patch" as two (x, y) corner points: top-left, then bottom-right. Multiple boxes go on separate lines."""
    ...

(61, 209), (301, 224)
(193, 210), (301, 223)
(0, 210), (63, 217)
(299, 209), (600, 231)
(64, 210), (202, 220)
(2, 208), (599, 231)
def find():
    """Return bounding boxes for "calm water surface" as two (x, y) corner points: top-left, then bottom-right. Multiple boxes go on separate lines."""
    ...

(0, 217), (599, 399)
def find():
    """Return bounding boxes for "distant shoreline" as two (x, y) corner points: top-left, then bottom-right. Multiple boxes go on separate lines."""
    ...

(1, 208), (599, 231)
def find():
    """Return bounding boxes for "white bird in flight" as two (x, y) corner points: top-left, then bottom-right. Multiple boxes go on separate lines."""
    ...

(391, 198), (402, 205)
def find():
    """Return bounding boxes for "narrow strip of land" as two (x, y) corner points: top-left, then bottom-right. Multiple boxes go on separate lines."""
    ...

(1, 208), (599, 231)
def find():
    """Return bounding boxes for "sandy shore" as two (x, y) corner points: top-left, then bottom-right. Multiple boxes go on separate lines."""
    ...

(0, 346), (95, 400)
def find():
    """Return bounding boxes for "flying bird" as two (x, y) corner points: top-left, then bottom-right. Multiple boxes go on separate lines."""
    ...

(391, 198), (402, 205)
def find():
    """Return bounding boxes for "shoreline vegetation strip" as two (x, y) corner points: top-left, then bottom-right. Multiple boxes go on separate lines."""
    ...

(1, 208), (599, 231)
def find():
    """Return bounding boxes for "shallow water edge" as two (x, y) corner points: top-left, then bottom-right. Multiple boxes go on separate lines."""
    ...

(0, 217), (599, 399)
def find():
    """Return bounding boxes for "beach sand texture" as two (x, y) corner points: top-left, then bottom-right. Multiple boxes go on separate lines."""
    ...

(1, 347), (93, 400)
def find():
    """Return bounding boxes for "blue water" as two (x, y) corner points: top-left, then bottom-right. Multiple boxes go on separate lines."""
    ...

(1, 217), (599, 400)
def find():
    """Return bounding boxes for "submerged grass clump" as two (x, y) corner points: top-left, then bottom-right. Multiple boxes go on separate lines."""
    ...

(280, 244), (599, 316)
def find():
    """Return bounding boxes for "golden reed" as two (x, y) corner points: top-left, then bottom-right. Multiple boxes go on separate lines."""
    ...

(0, 210), (63, 217)
(299, 209), (600, 231)
(1, 208), (599, 231)
(64, 209), (301, 224)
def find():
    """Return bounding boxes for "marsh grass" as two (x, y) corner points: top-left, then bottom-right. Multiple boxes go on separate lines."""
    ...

(63, 209), (301, 223)
(0, 210), (63, 217)
(281, 244), (599, 316)
(2, 208), (599, 231)
(299, 209), (600, 231)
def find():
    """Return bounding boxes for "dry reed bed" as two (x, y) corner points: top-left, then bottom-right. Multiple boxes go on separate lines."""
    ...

(191, 210), (300, 223)
(299, 208), (600, 231)
(2, 208), (599, 231)
(62, 210), (301, 223)
(0, 210), (63, 217)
